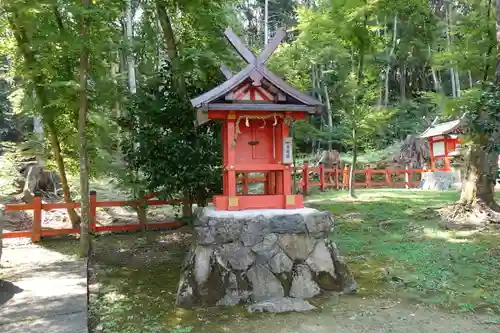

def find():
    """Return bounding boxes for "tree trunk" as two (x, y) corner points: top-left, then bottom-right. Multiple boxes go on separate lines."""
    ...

(319, 66), (333, 151)
(156, 0), (193, 218)
(156, 0), (185, 92)
(400, 65), (406, 102)
(126, 0), (137, 94)
(446, 0), (500, 225)
(47, 120), (81, 227)
(384, 14), (398, 107)
(33, 114), (45, 166)
(8, 11), (81, 227)
(496, 0), (500, 83)
(182, 190), (192, 218)
(459, 145), (498, 207)
(78, 0), (91, 258)
(429, 45), (441, 91)
(348, 128), (357, 198)
(136, 190), (148, 227)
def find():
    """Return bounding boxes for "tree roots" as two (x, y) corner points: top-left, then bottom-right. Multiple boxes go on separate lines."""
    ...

(439, 200), (500, 229)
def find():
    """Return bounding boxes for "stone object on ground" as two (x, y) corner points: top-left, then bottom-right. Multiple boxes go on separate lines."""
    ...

(247, 297), (316, 313)
(176, 207), (356, 309)
(419, 171), (457, 190)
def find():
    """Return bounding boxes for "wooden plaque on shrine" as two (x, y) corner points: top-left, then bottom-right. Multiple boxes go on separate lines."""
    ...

(191, 27), (323, 211)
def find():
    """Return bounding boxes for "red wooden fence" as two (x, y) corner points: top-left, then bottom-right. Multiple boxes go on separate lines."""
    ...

(1, 166), (426, 241)
(299, 161), (425, 194)
(1, 191), (184, 242)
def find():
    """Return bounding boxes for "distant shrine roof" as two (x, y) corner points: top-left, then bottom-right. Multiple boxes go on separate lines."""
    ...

(190, 27), (323, 119)
(419, 119), (462, 138)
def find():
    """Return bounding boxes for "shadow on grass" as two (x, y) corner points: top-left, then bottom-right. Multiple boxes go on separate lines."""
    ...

(85, 231), (261, 333)
(308, 189), (500, 314)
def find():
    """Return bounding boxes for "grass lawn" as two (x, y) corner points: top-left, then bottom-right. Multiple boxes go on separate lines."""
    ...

(309, 189), (500, 314)
(83, 189), (500, 333)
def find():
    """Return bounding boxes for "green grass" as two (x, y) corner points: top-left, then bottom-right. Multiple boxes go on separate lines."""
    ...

(82, 189), (500, 332)
(309, 189), (500, 314)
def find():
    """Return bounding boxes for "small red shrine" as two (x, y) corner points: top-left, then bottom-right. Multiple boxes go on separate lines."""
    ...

(191, 27), (323, 211)
(419, 118), (463, 171)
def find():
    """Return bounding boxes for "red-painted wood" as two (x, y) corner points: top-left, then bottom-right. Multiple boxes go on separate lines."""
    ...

(32, 195), (42, 242)
(1, 230), (33, 238)
(208, 110), (307, 120)
(213, 194), (303, 210)
(90, 191), (97, 232)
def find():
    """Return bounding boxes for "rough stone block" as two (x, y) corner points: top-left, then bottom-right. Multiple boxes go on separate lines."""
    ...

(305, 240), (335, 277)
(270, 214), (307, 233)
(248, 297), (316, 313)
(194, 246), (213, 285)
(247, 264), (285, 302)
(251, 233), (280, 264)
(420, 171), (457, 190)
(267, 249), (293, 274)
(215, 242), (254, 271)
(278, 234), (317, 261)
(241, 215), (270, 246)
(289, 264), (321, 299)
(305, 211), (334, 236)
(176, 206), (355, 311)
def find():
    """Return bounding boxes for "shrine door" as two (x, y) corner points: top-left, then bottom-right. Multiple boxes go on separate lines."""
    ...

(235, 119), (275, 165)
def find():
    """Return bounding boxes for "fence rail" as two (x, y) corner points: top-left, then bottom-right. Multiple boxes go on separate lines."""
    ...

(299, 162), (426, 194)
(1, 191), (183, 242)
(1, 164), (430, 242)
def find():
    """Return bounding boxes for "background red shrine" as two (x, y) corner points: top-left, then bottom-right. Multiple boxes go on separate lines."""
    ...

(191, 27), (323, 211)
(419, 118), (463, 171)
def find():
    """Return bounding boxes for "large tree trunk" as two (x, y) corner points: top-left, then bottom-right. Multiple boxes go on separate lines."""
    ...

(444, 145), (500, 225)
(348, 128), (357, 199)
(8, 12), (81, 227)
(319, 66), (333, 151)
(384, 14), (398, 107)
(459, 145), (498, 207)
(156, 0), (192, 218)
(443, 0), (500, 226)
(47, 123), (81, 227)
(78, 0), (92, 257)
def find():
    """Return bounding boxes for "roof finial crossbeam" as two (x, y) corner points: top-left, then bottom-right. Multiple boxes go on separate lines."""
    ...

(223, 27), (286, 66)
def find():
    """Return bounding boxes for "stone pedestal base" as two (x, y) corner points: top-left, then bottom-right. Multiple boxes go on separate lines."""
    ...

(176, 207), (356, 309)
(419, 171), (457, 190)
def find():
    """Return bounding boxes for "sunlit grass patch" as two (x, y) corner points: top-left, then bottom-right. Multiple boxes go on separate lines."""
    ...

(312, 189), (500, 314)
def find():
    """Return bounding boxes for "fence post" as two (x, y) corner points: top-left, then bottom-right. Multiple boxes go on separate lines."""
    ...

(302, 161), (309, 195)
(366, 168), (372, 188)
(385, 167), (391, 187)
(242, 172), (249, 195)
(32, 193), (42, 243)
(334, 168), (339, 189)
(319, 163), (325, 192)
(90, 191), (97, 232)
(343, 165), (349, 189)
(405, 164), (410, 189)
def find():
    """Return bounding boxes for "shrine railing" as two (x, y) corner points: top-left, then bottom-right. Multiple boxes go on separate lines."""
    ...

(1, 192), (183, 242)
(297, 162), (427, 195)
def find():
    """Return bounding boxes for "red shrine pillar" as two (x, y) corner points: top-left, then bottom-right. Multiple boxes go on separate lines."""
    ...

(429, 137), (436, 171)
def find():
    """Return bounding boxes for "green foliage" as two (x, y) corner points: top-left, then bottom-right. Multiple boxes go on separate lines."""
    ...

(264, 0), (497, 156)
(1, 0), (124, 177)
(119, 61), (222, 203)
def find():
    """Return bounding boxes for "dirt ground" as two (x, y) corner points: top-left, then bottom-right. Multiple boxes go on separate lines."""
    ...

(218, 297), (499, 333)
(87, 230), (500, 333)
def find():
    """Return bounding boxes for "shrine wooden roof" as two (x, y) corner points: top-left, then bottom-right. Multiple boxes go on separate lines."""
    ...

(190, 27), (323, 118)
(419, 119), (462, 138)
